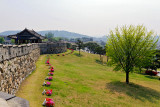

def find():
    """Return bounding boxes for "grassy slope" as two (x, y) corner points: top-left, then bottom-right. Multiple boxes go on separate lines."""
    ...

(16, 51), (160, 107)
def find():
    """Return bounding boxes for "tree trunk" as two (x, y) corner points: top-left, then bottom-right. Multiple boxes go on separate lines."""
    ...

(106, 56), (108, 62)
(139, 67), (142, 73)
(79, 49), (80, 55)
(102, 55), (103, 64)
(126, 72), (129, 84)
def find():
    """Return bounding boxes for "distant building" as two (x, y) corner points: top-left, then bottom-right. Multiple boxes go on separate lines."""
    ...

(69, 37), (93, 43)
(8, 28), (45, 44)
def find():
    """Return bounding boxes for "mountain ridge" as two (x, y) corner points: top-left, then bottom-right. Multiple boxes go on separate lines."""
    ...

(0, 30), (107, 42)
(0, 30), (91, 38)
(0, 30), (159, 43)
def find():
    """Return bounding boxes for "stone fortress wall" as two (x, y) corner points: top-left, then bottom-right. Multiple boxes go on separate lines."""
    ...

(39, 42), (67, 54)
(0, 42), (67, 95)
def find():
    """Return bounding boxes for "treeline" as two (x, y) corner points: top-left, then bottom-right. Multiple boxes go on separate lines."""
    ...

(75, 39), (106, 62)
(0, 37), (4, 43)
(44, 32), (93, 43)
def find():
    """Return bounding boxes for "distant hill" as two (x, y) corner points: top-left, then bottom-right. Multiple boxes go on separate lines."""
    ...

(0, 31), (20, 36)
(38, 30), (90, 39)
(93, 36), (108, 42)
(0, 30), (109, 42)
(0, 30), (90, 39)
(0, 30), (159, 44)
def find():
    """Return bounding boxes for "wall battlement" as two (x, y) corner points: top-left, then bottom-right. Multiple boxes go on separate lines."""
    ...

(39, 42), (67, 54)
(0, 42), (67, 95)
(0, 42), (67, 62)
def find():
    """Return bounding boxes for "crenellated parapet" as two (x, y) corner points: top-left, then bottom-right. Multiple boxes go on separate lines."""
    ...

(0, 42), (66, 95)
(0, 43), (39, 62)
(0, 42), (67, 62)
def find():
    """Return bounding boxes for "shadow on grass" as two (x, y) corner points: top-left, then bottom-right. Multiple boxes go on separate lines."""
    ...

(106, 81), (160, 102)
(95, 59), (103, 64)
(95, 59), (107, 65)
(74, 53), (83, 57)
(145, 75), (159, 80)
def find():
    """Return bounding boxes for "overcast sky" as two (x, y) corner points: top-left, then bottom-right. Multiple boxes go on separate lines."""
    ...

(0, 0), (159, 37)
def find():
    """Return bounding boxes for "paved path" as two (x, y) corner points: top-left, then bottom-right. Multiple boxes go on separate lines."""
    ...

(0, 91), (29, 107)
(0, 98), (10, 107)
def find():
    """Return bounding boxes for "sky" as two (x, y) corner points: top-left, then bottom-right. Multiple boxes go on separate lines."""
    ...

(0, 0), (160, 37)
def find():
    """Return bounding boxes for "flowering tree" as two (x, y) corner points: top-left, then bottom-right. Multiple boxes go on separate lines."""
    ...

(106, 25), (158, 84)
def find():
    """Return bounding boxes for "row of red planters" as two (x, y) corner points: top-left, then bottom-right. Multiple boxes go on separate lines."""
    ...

(42, 59), (55, 107)
(42, 50), (74, 106)
(57, 49), (74, 56)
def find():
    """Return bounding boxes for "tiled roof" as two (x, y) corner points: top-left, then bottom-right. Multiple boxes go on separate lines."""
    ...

(8, 28), (45, 40)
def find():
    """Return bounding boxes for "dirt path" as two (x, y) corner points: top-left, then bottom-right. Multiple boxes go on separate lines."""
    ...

(16, 55), (48, 107)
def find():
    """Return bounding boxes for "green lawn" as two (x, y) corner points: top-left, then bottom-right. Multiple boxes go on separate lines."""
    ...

(16, 51), (160, 107)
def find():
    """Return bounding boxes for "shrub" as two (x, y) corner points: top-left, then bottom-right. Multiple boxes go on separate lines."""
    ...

(46, 82), (51, 86)
(50, 68), (54, 72)
(145, 70), (158, 76)
(48, 72), (54, 76)
(48, 77), (53, 81)
(42, 98), (55, 107)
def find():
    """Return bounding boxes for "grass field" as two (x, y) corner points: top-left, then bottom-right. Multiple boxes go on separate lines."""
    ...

(16, 51), (160, 107)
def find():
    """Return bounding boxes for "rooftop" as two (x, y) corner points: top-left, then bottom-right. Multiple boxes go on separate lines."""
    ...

(8, 28), (45, 40)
